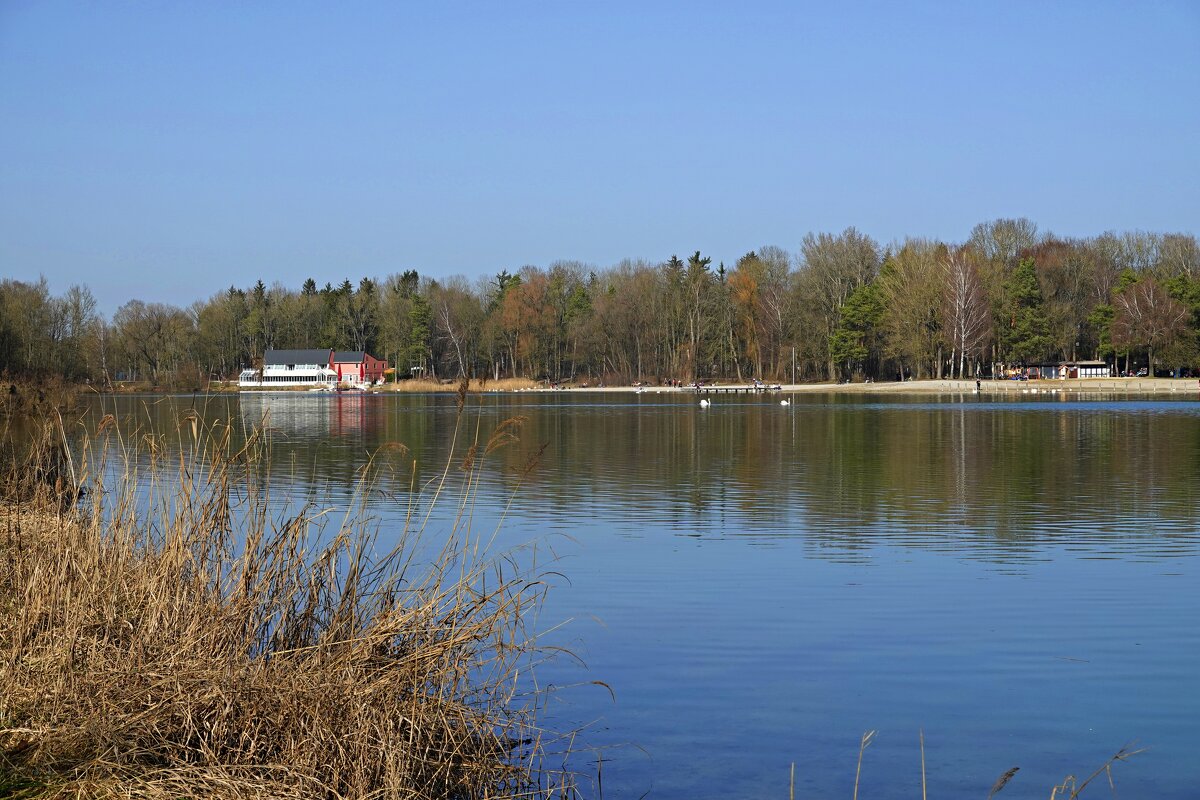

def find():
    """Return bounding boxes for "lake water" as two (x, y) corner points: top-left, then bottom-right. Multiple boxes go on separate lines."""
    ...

(88, 391), (1200, 799)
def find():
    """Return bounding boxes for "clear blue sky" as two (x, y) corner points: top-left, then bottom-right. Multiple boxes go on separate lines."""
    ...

(2, 1), (1198, 314)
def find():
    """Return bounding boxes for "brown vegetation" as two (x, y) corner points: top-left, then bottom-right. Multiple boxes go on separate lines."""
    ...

(0, 404), (578, 798)
(824, 730), (1141, 799)
(0, 381), (82, 511)
(0, 380), (79, 421)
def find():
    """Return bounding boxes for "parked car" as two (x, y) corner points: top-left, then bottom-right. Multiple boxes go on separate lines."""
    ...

(1136, 368), (1148, 377)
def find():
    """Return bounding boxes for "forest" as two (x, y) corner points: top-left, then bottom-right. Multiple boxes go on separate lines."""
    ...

(3, 219), (1199, 387)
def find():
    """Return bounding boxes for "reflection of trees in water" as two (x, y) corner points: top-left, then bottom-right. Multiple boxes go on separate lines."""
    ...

(92, 395), (1200, 564)
(795, 403), (1200, 562)
(237, 393), (465, 496)
(97, 394), (456, 500)
(495, 399), (1200, 563)
(490, 401), (804, 533)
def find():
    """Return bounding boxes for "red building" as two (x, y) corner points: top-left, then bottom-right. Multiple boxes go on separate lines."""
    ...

(333, 351), (387, 385)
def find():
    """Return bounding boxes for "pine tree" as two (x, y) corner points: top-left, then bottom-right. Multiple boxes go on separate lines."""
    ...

(1000, 258), (1050, 364)
(405, 294), (432, 377)
(830, 281), (884, 378)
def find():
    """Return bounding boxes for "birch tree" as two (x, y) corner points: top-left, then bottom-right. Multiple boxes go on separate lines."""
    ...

(683, 251), (712, 380)
(941, 247), (991, 377)
(430, 278), (482, 378)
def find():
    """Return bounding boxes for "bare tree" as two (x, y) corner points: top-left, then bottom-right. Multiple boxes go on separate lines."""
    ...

(683, 251), (712, 380)
(112, 300), (196, 383)
(756, 245), (792, 377)
(968, 218), (1042, 268)
(433, 278), (484, 378)
(1159, 233), (1200, 279)
(942, 247), (992, 377)
(1112, 276), (1189, 376)
(799, 228), (880, 379)
(1118, 231), (1162, 273)
(878, 239), (945, 378)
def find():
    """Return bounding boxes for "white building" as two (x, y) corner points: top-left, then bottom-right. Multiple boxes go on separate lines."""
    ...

(239, 349), (338, 388)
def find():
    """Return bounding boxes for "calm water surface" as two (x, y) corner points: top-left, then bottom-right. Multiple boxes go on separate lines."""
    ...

(93, 391), (1200, 799)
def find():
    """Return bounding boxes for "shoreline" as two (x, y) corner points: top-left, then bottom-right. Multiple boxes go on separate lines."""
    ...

(484, 377), (1200, 396)
(155, 377), (1200, 397)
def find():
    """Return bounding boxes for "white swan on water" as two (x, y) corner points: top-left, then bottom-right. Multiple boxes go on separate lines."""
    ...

(699, 398), (711, 408)
(780, 399), (790, 406)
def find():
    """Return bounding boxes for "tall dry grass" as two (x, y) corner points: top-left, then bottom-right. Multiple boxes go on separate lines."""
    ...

(0, 381), (81, 512)
(828, 730), (1142, 799)
(0, 398), (579, 798)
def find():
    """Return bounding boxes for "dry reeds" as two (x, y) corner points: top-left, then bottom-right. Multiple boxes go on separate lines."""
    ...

(0, 379), (80, 420)
(852, 729), (875, 800)
(1050, 742), (1145, 800)
(831, 731), (1141, 799)
(0, 409), (81, 512)
(0, 402), (578, 798)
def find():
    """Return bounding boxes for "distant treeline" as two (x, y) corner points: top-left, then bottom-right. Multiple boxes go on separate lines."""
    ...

(4, 219), (1199, 387)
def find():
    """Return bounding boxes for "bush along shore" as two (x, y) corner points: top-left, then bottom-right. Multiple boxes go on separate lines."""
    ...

(0, 390), (583, 799)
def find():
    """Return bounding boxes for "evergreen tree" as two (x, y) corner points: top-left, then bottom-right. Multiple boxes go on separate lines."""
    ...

(999, 258), (1051, 364)
(1087, 303), (1115, 360)
(830, 281), (884, 378)
(399, 270), (420, 298)
(404, 293), (432, 377)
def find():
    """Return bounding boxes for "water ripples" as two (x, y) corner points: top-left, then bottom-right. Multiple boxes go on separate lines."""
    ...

(90, 392), (1200, 799)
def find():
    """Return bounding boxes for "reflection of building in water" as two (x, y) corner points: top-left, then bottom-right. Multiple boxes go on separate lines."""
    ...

(329, 393), (376, 437)
(239, 392), (333, 437)
(238, 392), (381, 440)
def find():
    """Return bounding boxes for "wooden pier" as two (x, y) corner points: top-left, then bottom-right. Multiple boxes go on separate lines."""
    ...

(686, 383), (783, 395)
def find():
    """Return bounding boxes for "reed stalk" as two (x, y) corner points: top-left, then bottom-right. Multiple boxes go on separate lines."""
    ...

(852, 729), (875, 800)
(0, 400), (578, 798)
(919, 729), (926, 800)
